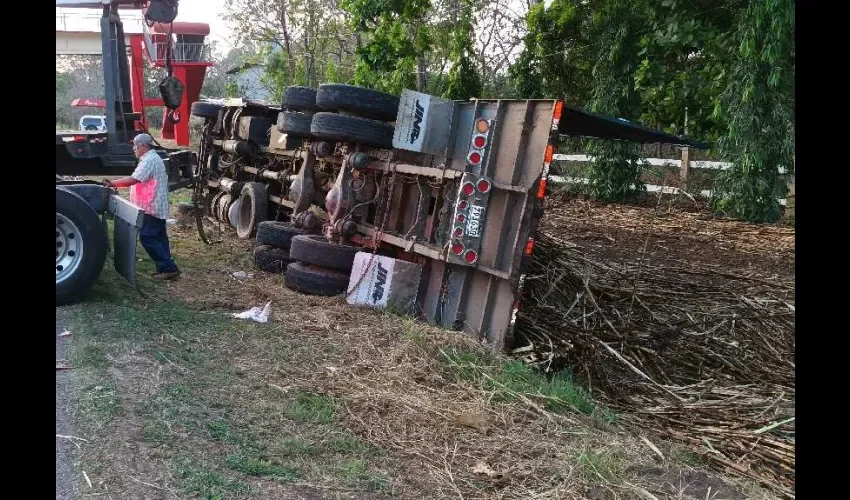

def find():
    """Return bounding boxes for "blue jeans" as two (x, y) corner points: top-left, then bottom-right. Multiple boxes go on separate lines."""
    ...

(139, 214), (179, 273)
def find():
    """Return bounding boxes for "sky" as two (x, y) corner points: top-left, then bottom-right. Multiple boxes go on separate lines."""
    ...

(171, 0), (234, 52)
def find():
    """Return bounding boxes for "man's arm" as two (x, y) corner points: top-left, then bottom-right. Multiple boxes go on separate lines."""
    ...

(103, 176), (140, 188)
(104, 154), (154, 188)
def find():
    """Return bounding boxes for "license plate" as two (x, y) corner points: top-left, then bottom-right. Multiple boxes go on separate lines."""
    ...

(466, 204), (485, 238)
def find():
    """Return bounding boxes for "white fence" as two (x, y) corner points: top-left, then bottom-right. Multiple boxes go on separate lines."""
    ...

(550, 154), (790, 205)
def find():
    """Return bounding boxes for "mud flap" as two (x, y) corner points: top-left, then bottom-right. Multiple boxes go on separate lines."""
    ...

(108, 194), (145, 287)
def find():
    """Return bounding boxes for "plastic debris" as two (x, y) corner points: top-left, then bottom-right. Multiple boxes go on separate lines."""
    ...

(232, 301), (272, 323)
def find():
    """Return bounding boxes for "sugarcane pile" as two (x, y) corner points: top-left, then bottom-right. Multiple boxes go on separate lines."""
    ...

(513, 232), (795, 498)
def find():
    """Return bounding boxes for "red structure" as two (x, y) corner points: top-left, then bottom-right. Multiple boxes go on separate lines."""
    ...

(73, 21), (213, 147)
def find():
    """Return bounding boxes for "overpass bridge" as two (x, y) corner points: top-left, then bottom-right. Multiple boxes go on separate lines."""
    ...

(56, 11), (144, 55)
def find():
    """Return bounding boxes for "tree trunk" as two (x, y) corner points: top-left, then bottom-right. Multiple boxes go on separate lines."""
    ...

(279, 0), (297, 83)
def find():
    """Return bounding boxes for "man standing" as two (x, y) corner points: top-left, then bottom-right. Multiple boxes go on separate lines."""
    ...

(103, 133), (181, 280)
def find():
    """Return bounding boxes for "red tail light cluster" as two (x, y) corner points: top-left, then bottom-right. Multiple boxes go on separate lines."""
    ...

(450, 117), (497, 267)
(467, 118), (490, 170)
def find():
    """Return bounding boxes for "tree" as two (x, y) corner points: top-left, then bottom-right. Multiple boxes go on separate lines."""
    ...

(709, 0), (794, 222)
(633, 0), (737, 141)
(581, 0), (648, 202)
(442, 0), (482, 100)
(509, 0), (594, 104)
(201, 42), (254, 98)
(225, 0), (359, 98)
(56, 71), (71, 127)
(55, 56), (105, 129)
(340, 0), (433, 94)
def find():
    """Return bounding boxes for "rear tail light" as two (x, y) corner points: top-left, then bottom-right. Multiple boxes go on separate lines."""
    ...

(451, 242), (465, 255)
(458, 200), (469, 210)
(456, 213), (466, 223)
(472, 135), (486, 148)
(461, 183), (475, 196)
(454, 227), (464, 237)
(467, 151), (482, 166)
(475, 119), (489, 134)
(464, 250), (479, 264)
(477, 179), (491, 193)
(524, 238), (535, 255)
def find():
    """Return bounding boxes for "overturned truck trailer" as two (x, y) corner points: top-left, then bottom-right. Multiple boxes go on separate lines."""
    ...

(192, 85), (704, 350)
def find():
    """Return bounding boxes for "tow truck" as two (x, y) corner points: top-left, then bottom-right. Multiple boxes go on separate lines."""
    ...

(56, 0), (194, 305)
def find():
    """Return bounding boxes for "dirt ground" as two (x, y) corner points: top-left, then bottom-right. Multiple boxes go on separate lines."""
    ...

(56, 194), (792, 500)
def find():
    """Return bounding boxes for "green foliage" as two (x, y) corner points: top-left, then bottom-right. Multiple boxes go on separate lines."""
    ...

(442, 0), (482, 100)
(509, 0), (594, 104)
(709, 0), (795, 223)
(225, 0), (358, 97)
(584, 0), (647, 201)
(633, 0), (735, 141)
(341, 0), (432, 94)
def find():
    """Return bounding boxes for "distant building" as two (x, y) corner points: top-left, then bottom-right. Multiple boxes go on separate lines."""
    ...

(225, 62), (273, 102)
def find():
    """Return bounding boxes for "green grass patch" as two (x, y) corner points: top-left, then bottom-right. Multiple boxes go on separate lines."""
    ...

(326, 433), (368, 454)
(69, 341), (108, 369)
(141, 420), (174, 444)
(286, 392), (337, 424)
(174, 456), (251, 499)
(442, 348), (612, 420)
(574, 449), (628, 483)
(276, 437), (316, 457)
(225, 452), (300, 481)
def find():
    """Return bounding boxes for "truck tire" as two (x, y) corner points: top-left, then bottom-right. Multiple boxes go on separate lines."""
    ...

(289, 234), (362, 272)
(276, 111), (313, 137)
(285, 262), (350, 296)
(310, 112), (394, 149)
(255, 221), (306, 249)
(191, 101), (222, 120)
(236, 182), (268, 239)
(282, 86), (318, 112)
(316, 84), (399, 122)
(253, 245), (294, 274)
(56, 188), (108, 306)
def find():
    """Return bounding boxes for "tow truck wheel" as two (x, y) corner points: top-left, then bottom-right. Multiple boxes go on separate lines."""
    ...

(316, 84), (399, 122)
(56, 189), (107, 306)
(236, 182), (268, 239)
(310, 113), (394, 149)
(289, 234), (362, 272)
(284, 262), (350, 296)
(190, 101), (222, 120)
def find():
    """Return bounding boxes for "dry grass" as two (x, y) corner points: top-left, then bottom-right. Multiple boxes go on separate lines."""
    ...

(58, 196), (782, 500)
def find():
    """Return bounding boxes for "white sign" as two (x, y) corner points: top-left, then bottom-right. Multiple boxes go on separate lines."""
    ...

(393, 90), (430, 152)
(347, 252), (396, 308)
